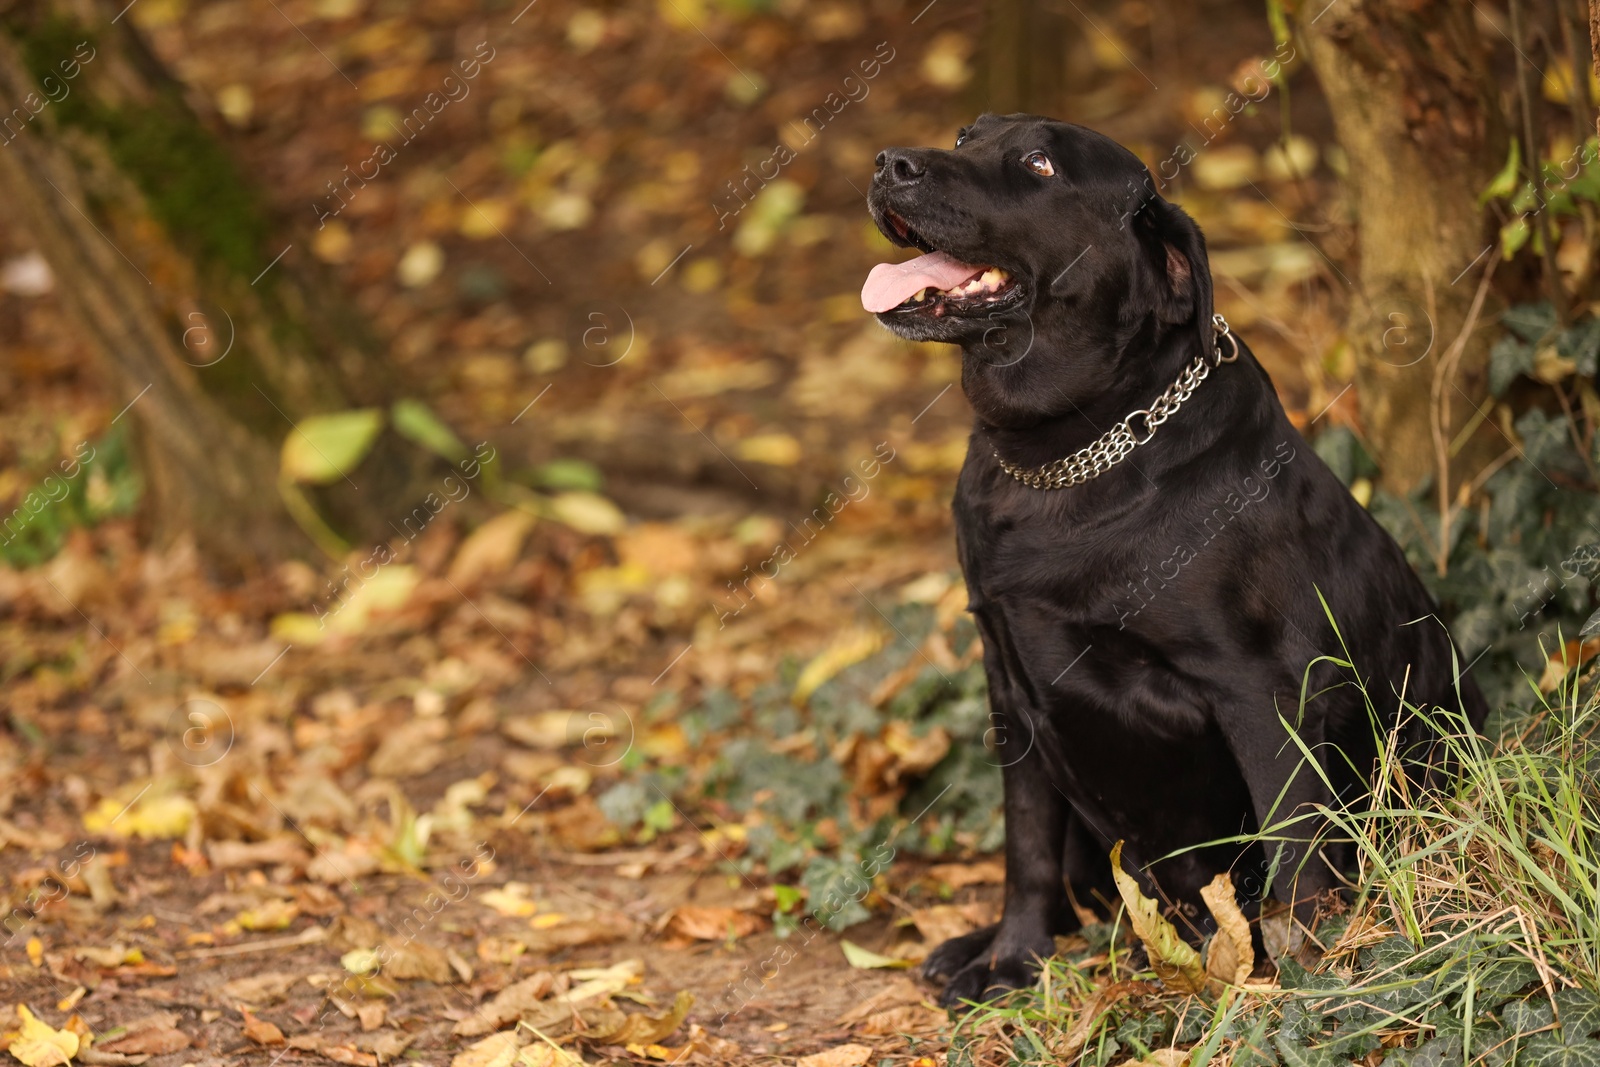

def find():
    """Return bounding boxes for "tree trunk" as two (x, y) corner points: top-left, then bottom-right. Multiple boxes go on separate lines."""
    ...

(0, 0), (435, 576)
(979, 0), (1074, 114)
(1297, 0), (1503, 493)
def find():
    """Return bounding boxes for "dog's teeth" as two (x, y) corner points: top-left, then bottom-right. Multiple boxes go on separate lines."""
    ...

(980, 269), (1004, 290)
(913, 288), (928, 302)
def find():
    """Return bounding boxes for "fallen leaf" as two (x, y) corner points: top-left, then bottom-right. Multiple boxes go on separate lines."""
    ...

(448, 511), (537, 586)
(660, 906), (763, 943)
(10, 1006), (80, 1067)
(322, 1046), (379, 1067)
(207, 839), (311, 870)
(836, 978), (928, 1026)
(1200, 873), (1254, 986)
(516, 1044), (583, 1067)
(840, 940), (912, 970)
(98, 1028), (190, 1056)
(82, 793), (196, 840)
(452, 973), (556, 1037)
(238, 1006), (285, 1046)
(451, 1031), (525, 1067)
(234, 899), (300, 932)
(479, 885), (538, 918)
(583, 990), (692, 1046)
(793, 629), (883, 706)
(927, 860), (1005, 889)
(220, 971), (302, 1006)
(857, 1005), (947, 1035)
(1111, 841), (1205, 994)
(797, 1043), (873, 1067)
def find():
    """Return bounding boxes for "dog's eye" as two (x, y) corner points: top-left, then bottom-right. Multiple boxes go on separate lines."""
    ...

(955, 128), (971, 147)
(1023, 151), (1055, 177)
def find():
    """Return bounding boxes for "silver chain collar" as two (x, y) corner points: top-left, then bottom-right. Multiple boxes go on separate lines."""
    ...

(994, 314), (1240, 491)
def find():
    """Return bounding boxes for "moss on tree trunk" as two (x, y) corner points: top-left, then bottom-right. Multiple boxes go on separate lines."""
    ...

(0, 0), (437, 576)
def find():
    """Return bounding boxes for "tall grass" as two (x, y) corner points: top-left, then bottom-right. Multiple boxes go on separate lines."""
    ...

(949, 632), (1600, 1067)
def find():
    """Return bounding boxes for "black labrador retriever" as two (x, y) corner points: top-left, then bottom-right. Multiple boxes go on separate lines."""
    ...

(860, 114), (1488, 1006)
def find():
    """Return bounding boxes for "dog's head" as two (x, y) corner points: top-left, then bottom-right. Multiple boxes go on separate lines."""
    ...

(863, 113), (1213, 428)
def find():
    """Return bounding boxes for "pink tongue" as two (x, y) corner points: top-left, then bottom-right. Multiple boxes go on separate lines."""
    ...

(861, 251), (985, 313)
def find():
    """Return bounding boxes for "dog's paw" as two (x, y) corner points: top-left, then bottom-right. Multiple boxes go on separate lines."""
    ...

(925, 926), (1054, 1009)
(921, 924), (998, 981)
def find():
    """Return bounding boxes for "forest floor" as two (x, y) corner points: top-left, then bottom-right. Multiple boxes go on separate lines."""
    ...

(0, 0), (1359, 1063)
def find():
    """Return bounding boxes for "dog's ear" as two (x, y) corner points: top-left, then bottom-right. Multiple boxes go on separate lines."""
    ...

(1138, 198), (1215, 355)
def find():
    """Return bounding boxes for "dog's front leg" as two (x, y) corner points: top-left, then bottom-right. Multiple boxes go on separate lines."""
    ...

(925, 697), (1070, 1006)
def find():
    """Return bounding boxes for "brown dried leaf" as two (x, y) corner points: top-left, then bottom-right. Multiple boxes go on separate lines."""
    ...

(239, 1006), (285, 1046)
(99, 1028), (191, 1056)
(452, 972), (556, 1037)
(208, 838), (311, 870)
(659, 906), (764, 943)
(450, 1030), (525, 1067)
(582, 989), (692, 1046)
(797, 1043), (874, 1067)
(220, 970), (302, 1005)
(1200, 873), (1254, 986)
(927, 859), (1005, 888)
(857, 1005), (947, 1035)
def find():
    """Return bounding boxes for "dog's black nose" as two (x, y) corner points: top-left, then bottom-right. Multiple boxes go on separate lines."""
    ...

(874, 148), (925, 185)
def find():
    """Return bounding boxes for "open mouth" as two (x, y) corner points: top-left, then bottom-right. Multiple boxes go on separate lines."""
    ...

(863, 210), (1022, 318)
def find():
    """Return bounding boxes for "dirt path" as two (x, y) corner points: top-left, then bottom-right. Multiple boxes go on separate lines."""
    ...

(3, 838), (993, 1065)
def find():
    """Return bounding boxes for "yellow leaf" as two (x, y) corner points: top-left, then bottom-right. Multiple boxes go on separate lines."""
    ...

(342, 948), (383, 975)
(324, 565), (419, 635)
(793, 629), (884, 706)
(548, 492), (626, 536)
(1200, 873), (1254, 986)
(479, 885), (538, 918)
(269, 612), (326, 646)
(840, 940), (912, 970)
(11, 1005), (80, 1067)
(1110, 841), (1206, 994)
(280, 409), (384, 485)
(734, 433), (802, 467)
(235, 899), (300, 932)
(82, 793), (196, 840)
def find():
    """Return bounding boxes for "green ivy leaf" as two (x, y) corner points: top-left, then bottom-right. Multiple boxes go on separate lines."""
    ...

(280, 409), (384, 484)
(1274, 1034), (1348, 1067)
(1489, 335), (1535, 396)
(1557, 989), (1600, 1044)
(1522, 1035), (1600, 1067)
(1503, 303), (1559, 343)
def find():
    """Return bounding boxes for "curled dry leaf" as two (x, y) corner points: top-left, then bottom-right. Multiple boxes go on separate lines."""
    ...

(796, 1043), (874, 1067)
(582, 989), (693, 1046)
(1199, 872), (1254, 986)
(1110, 841), (1206, 994)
